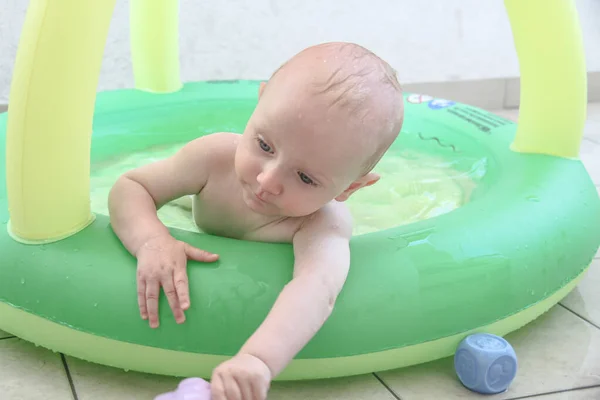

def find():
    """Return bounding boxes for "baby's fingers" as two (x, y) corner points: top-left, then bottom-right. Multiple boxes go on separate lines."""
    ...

(137, 277), (148, 320)
(237, 377), (255, 400)
(162, 274), (185, 324)
(212, 371), (242, 400)
(184, 244), (219, 263)
(222, 373), (242, 400)
(211, 373), (226, 400)
(173, 264), (191, 311)
(145, 279), (161, 328)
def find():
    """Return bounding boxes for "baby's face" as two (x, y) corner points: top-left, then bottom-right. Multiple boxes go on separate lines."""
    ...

(234, 83), (371, 217)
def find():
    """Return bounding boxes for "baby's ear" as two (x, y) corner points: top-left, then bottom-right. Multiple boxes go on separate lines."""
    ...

(335, 172), (380, 202)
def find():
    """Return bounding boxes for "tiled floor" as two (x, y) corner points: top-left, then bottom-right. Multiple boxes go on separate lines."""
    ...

(1, 104), (600, 399)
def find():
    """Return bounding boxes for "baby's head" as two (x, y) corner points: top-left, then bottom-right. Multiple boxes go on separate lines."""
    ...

(235, 42), (403, 217)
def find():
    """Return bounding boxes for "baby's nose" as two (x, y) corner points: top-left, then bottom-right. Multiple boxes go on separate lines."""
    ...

(257, 168), (283, 195)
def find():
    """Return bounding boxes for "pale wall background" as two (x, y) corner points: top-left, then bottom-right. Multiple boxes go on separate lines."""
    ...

(1, 0), (599, 104)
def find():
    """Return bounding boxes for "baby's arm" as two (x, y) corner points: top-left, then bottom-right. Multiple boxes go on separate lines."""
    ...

(211, 201), (352, 398)
(109, 137), (210, 254)
(242, 202), (351, 375)
(109, 136), (220, 327)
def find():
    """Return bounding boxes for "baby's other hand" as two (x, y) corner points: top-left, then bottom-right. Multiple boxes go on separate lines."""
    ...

(211, 353), (272, 400)
(136, 234), (219, 328)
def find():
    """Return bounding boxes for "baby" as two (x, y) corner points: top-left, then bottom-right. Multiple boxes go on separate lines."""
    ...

(108, 41), (403, 400)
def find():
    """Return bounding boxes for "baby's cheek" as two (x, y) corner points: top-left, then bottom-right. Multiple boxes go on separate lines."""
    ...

(236, 151), (255, 179)
(286, 194), (326, 217)
(277, 196), (302, 216)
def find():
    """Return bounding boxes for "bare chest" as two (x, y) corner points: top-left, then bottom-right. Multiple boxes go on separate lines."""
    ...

(192, 174), (300, 243)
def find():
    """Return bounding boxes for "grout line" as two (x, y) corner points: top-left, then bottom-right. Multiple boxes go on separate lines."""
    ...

(372, 373), (402, 400)
(558, 303), (600, 330)
(60, 353), (79, 400)
(584, 136), (600, 146)
(504, 383), (600, 400)
(502, 78), (510, 109)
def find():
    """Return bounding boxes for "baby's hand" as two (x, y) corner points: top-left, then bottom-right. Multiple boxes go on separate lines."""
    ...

(211, 353), (272, 400)
(136, 234), (219, 328)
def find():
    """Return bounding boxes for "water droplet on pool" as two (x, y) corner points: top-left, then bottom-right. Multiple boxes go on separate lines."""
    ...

(73, 248), (79, 252)
(20, 278), (25, 284)
(66, 276), (70, 280)
(93, 303), (98, 308)
(526, 196), (540, 202)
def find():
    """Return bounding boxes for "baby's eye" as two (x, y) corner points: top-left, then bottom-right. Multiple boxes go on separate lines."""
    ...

(298, 172), (315, 186)
(257, 138), (272, 153)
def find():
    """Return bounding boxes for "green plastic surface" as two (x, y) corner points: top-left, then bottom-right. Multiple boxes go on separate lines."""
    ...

(1, 81), (599, 376)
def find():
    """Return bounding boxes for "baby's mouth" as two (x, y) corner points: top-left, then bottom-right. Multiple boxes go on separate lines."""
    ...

(254, 191), (268, 203)
(242, 183), (268, 206)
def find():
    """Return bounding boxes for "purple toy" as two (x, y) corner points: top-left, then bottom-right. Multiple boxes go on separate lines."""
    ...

(154, 377), (211, 400)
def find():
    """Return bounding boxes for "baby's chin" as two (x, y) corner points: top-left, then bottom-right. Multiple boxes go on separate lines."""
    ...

(273, 205), (323, 219)
(241, 186), (322, 218)
(249, 202), (316, 219)
(250, 203), (300, 218)
(242, 191), (285, 216)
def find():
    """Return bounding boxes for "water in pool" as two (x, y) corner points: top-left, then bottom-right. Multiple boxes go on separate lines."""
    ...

(90, 141), (486, 236)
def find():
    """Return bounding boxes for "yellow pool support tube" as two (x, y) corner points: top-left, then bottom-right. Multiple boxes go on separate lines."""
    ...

(506, 0), (587, 158)
(5, 0), (115, 243)
(5, 0), (182, 243)
(130, 0), (182, 93)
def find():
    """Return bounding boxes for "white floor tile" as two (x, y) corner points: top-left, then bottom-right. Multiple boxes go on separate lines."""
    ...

(0, 338), (73, 400)
(377, 306), (600, 400)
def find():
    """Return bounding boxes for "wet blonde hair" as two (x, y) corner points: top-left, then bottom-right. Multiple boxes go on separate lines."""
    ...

(267, 42), (404, 176)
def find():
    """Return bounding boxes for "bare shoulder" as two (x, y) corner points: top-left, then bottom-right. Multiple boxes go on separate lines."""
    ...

(179, 132), (239, 166)
(169, 132), (241, 183)
(295, 201), (353, 241)
(124, 132), (238, 176)
(118, 132), (240, 207)
(291, 202), (353, 278)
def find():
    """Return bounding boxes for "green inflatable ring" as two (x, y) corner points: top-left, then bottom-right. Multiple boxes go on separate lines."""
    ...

(1, 80), (599, 380)
(1, 0), (599, 381)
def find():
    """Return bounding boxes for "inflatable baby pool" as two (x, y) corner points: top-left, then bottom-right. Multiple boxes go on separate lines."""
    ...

(0, 0), (598, 380)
